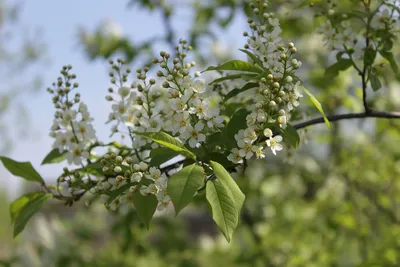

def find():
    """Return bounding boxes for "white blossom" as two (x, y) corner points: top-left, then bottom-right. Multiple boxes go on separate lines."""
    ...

(266, 135), (283, 155)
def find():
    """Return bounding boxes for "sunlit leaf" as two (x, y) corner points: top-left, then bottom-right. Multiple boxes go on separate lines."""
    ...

(202, 60), (263, 73)
(224, 82), (259, 102)
(209, 73), (257, 85)
(168, 164), (204, 215)
(0, 156), (44, 184)
(133, 131), (196, 160)
(210, 161), (245, 213)
(41, 149), (66, 165)
(238, 49), (264, 67)
(325, 59), (353, 79)
(206, 180), (239, 242)
(303, 87), (331, 129)
(10, 192), (52, 237)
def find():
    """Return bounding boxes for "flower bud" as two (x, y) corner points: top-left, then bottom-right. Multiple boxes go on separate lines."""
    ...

(264, 128), (273, 138)
(277, 115), (287, 125)
(139, 162), (148, 171)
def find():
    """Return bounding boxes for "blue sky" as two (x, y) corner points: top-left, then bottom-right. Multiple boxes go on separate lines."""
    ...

(0, 0), (247, 198)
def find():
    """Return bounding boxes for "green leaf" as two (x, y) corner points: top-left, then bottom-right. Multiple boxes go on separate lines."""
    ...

(133, 131), (196, 160)
(10, 192), (52, 237)
(106, 183), (131, 205)
(224, 109), (249, 148)
(209, 73), (257, 85)
(202, 60), (263, 74)
(150, 148), (179, 167)
(0, 156), (44, 184)
(132, 191), (158, 229)
(210, 161), (245, 213)
(363, 46), (377, 66)
(370, 73), (382, 92)
(41, 149), (66, 165)
(280, 124), (300, 149)
(168, 164), (204, 215)
(207, 132), (224, 147)
(73, 161), (104, 177)
(303, 87), (331, 129)
(324, 59), (353, 79)
(238, 49), (264, 67)
(379, 49), (399, 77)
(224, 82), (259, 102)
(206, 180), (239, 242)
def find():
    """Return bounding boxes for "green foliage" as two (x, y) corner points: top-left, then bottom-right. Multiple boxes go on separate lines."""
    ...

(206, 180), (239, 242)
(9, 192), (52, 237)
(370, 72), (382, 92)
(209, 73), (257, 85)
(203, 60), (263, 73)
(132, 191), (158, 229)
(0, 156), (44, 184)
(41, 148), (66, 165)
(379, 49), (400, 79)
(303, 87), (331, 129)
(238, 49), (264, 67)
(224, 109), (249, 148)
(224, 82), (259, 102)
(133, 131), (196, 160)
(203, 161), (245, 242)
(168, 164), (204, 215)
(105, 184), (131, 205)
(210, 161), (244, 214)
(325, 58), (353, 79)
(279, 124), (300, 149)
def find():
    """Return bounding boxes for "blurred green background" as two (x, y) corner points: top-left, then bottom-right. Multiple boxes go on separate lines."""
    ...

(1, 0), (400, 266)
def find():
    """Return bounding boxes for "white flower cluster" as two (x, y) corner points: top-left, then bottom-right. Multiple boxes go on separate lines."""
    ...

(316, 2), (400, 63)
(99, 41), (226, 210)
(105, 59), (164, 149)
(159, 41), (225, 148)
(89, 155), (170, 212)
(228, 1), (303, 163)
(48, 66), (97, 165)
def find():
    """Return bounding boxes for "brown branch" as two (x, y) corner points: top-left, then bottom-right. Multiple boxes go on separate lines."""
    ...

(293, 110), (400, 130)
(361, 0), (372, 114)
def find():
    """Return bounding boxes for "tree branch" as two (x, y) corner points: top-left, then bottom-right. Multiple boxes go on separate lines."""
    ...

(293, 110), (400, 130)
(361, 0), (372, 114)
